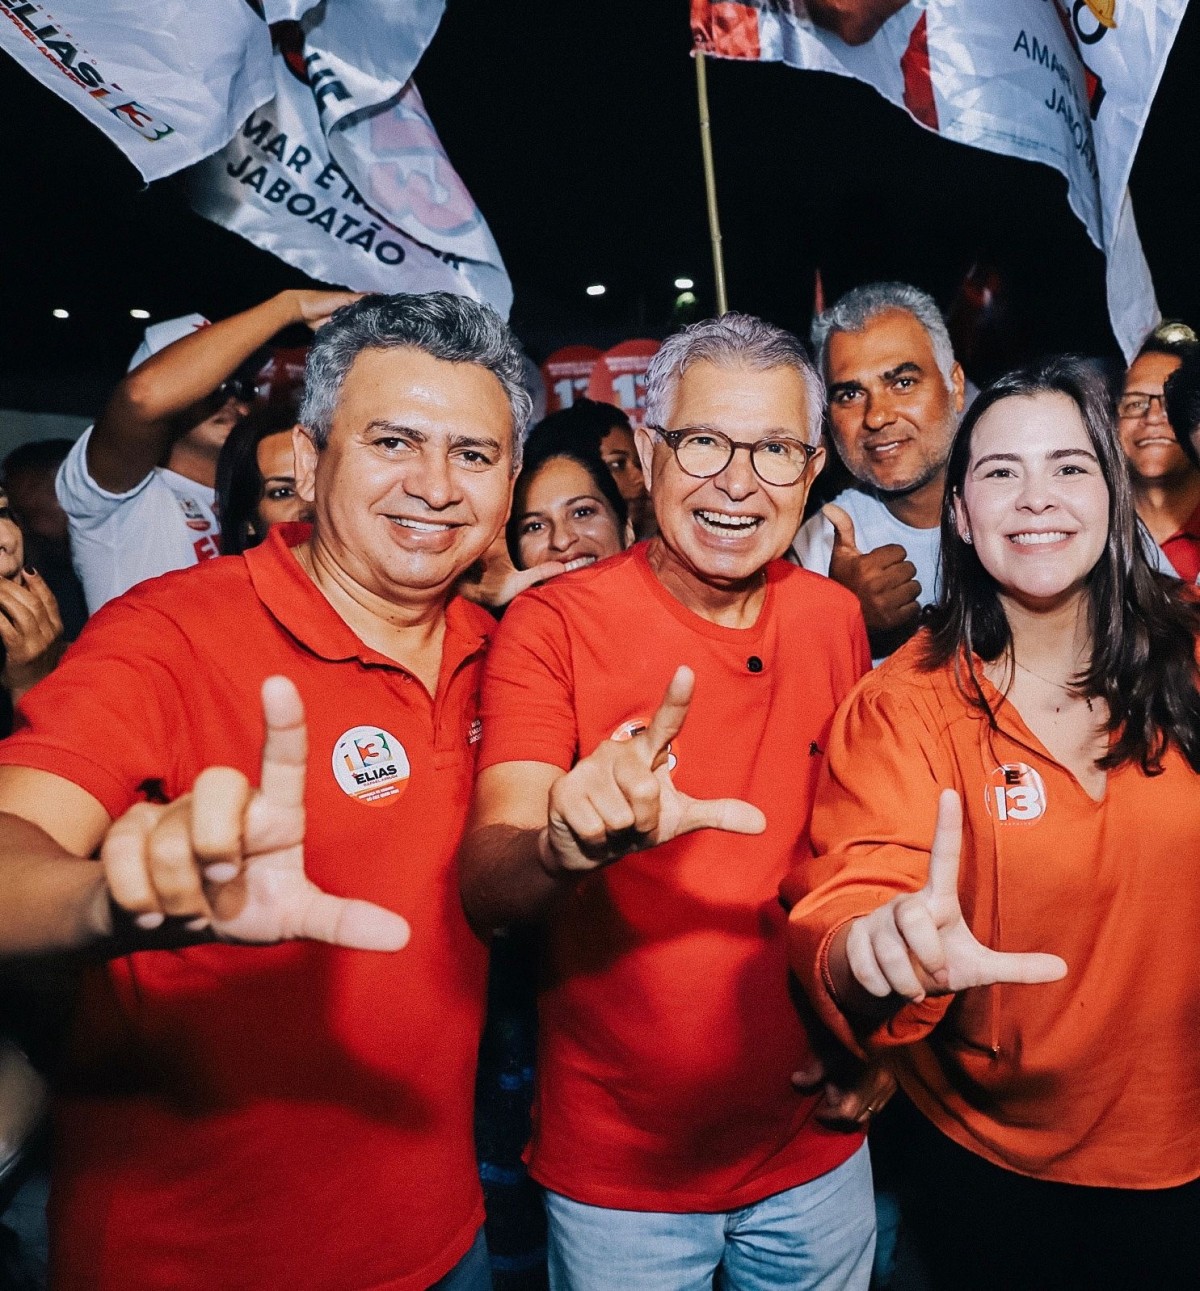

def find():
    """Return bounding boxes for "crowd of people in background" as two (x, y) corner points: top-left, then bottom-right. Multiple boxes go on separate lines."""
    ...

(1, 281), (1199, 1291)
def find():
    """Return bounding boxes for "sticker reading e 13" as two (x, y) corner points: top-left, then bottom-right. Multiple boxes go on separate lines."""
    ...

(985, 763), (1047, 824)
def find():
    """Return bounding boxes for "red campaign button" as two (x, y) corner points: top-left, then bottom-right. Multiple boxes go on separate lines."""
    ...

(541, 345), (603, 413)
(587, 339), (661, 425)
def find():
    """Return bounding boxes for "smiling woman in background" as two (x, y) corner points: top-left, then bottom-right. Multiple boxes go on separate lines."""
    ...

(507, 440), (630, 574)
(455, 419), (634, 616)
(787, 355), (1200, 1291)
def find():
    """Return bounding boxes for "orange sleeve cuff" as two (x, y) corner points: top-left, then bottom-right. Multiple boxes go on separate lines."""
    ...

(789, 900), (953, 1059)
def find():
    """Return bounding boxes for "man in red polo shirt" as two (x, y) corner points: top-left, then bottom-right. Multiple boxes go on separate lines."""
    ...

(0, 292), (530, 1291)
(459, 314), (878, 1289)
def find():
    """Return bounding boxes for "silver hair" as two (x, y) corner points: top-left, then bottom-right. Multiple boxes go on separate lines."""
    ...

(299, 292), (534, 471)
(644, 312), (825, 445)
(811, 281), (956, 391)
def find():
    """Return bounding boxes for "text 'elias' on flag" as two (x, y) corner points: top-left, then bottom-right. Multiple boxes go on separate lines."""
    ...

(0, 0), (274, 180)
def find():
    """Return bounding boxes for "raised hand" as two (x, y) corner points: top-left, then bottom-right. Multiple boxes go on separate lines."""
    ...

(100, 676), (410, 950)
(824, 503), (921, 634)
(542, 665), (766, 874)
(294, 289), (363, 330)
(843, 790), (1067, 1002)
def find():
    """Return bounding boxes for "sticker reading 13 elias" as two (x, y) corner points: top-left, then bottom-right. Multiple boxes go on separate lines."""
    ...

(332, 725), (411, 805)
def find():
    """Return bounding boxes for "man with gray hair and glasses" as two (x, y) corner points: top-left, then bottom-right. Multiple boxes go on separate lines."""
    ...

(0, 292), (528, 1291)
(460, 313), (879, 1289)
(794, 281), (965, 661)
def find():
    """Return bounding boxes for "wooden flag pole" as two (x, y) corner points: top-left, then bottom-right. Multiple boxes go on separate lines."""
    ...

(694, 49), (729, 315)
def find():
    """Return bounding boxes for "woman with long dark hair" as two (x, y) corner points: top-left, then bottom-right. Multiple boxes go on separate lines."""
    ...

(459, 436), (631, 613)
(786, 354), (1200, 1290)
(505, 440), (630, 574)
(531, 399), (654, 539)
(215, 403), (312, 555)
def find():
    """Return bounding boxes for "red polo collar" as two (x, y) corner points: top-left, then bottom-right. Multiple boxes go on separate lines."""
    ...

(244, 523), (490, 671)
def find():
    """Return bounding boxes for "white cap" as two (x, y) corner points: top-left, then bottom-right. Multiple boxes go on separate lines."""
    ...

(126, 313), (210, 372)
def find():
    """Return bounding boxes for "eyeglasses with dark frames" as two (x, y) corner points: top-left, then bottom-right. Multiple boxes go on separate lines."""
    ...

(647, 425), (819, 487)
(1116, 392), (1168, 419)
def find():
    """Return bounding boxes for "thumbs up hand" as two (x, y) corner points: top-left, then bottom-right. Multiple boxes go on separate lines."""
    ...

(541, 666), (767, 875)
(842, 790), (1067, 1003)
(100, 676), (410, 951)
(823, 503), (922, 634)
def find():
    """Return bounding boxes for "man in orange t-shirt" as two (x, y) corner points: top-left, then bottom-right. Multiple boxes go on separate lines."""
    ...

(0, 293), (530, 1291)
(460, 313), (877, 1289)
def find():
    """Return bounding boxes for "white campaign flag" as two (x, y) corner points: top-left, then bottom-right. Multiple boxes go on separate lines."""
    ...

(261, 0), (447, 122)
(693, 0), (1186, 358)
(0, 0), (272, 181)
(185, 7), (511, 313)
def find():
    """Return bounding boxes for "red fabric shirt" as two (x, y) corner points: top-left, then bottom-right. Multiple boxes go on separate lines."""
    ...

(1160, 498), (1200, 583)
(0, 526), (491, 1291)
(478, 544), (871, 1212)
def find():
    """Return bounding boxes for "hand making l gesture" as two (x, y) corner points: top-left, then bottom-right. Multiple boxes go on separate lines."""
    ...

(843, 789), (1067, 1003)
(100, 676), (410, 950)
(541, 665), (767, 875)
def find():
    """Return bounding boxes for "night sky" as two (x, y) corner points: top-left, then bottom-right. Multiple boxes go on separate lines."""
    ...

(1, 1), (1198, 417)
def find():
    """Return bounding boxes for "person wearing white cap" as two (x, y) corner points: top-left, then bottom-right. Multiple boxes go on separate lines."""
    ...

(57, 289), (357, 613)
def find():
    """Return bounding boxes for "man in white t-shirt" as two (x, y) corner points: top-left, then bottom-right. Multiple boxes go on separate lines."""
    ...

(58, 289), (356, 613)
(792, 282), (964, 662)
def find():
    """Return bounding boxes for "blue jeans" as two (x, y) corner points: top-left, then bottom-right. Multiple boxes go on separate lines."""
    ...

(544, 1141), (875, 1290)
(431, 1227), (492, 1291)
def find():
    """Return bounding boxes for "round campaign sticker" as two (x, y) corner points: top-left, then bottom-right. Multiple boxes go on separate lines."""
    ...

(541, 344), (603, 413)
(332, 726), (411, 805)
(178, 495), (213, 532)
(611, 718), (677, 771)
(587, 339), (660, 425)
(985, 762), (1047, 824)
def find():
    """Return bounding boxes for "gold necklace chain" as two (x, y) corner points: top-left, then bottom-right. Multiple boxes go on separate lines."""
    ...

(1012, 659), (1094, 712)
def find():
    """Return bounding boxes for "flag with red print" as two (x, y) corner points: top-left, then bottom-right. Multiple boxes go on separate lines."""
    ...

(185, 1), (510, 313)
(0, 0), (273, 181)
(691, 1), (1186, 359)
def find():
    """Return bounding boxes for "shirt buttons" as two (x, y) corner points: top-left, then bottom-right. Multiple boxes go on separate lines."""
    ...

(747, 656), (764, 673)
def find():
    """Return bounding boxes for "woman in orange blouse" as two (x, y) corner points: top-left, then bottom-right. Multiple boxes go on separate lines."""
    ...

(787, 355), (1200, 1290)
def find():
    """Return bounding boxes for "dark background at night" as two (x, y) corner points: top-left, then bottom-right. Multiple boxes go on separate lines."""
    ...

(0, 1), (1198, 418)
